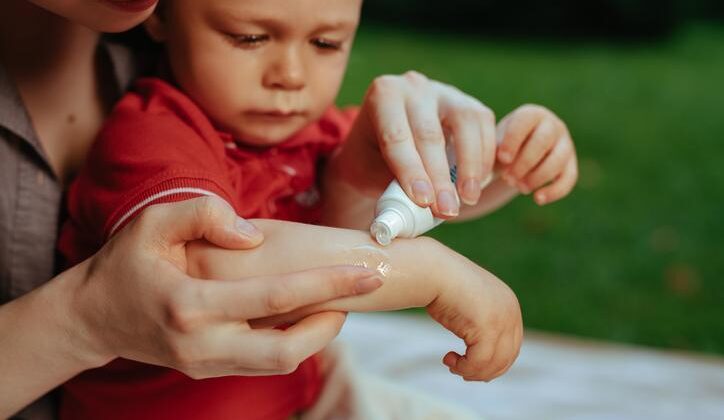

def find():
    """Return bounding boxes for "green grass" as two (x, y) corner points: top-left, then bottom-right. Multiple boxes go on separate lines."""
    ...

(336, 23), (724, 355)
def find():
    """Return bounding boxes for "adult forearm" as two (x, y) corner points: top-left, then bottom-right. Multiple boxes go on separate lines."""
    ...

(187, 220), (445, 315)
(0, 261), (108, 417)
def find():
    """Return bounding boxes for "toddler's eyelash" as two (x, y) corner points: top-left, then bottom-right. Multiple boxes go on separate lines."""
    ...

(311, 38), (342, 51)
(225, 33), (342, 51)
(228, 33), (270, 48)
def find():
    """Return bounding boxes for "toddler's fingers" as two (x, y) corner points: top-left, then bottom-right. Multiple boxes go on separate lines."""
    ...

(407, 99), (458, 217)
(522, 135), (573, 191)
(496, 105), (546, 165)
(446, 332), (501, 380)
(481, 323), (524, 381)
(508, 117), (558, 185)
(367, 83), (434, 207)
(534, 157), (578, 205)
(442, 351), (461, 369)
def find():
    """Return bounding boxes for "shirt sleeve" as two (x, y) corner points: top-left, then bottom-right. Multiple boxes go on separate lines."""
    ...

(58, 97), (237, 266)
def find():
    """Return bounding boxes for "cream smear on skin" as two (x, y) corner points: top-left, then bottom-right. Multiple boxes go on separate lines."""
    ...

(337, 244), (396, 279)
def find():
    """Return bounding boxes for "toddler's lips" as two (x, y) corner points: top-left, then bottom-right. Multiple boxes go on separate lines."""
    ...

(103, 0), (159, 13)
(246, 110), (306, 120)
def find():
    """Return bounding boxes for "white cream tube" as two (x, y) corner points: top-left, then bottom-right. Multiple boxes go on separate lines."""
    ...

(370, 147), (496, 246)
(371, 143), (460, 246)
(370, 179), (447, 246)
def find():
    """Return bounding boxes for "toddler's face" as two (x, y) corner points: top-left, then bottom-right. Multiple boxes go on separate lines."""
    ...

(147, 0), (361, 146)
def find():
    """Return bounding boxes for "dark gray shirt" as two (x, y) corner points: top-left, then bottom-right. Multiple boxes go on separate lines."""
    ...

(1, 40), (135, 419)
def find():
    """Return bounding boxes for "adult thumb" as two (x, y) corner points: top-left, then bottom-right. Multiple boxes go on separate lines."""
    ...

(143, 196), (263, 250)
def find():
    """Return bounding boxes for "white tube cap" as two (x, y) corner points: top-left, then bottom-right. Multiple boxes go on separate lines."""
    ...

(371, 209), (406, 246)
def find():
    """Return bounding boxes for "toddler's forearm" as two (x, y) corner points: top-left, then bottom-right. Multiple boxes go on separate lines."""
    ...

(187, 220), (446, 315)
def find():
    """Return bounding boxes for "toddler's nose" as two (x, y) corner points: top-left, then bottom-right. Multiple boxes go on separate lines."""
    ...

(263, 47), (306, 91)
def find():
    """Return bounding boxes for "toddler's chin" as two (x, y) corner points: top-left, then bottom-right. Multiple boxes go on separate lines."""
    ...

(232, 128), (297, 147)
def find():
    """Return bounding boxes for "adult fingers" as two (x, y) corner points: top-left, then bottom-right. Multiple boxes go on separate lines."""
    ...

(444, 104), (491, 207)
(180, 266), (381, 323)
(479, 106), (498, 192)
(523, 136), (573, 192)
(496, 105), (546, 165)
(367, 76), (434, 207)
(508, 117), (558, 183)
(437, 86), (496, 206)
(192, 311), (348, 377)
(138, 196), (262, 251)
(450, 116), (482, 207)
(407, 98), (458, 217)
(534, 156), (578, 205)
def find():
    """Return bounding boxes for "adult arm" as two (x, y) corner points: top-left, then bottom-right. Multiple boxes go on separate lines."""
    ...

(0, 197), (380, 417)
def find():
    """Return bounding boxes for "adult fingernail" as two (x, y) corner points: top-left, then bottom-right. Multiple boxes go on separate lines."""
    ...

(535, 192), (547, 205)
(355, 275), (383, 294)
(437, 190), (459, 216)
(235, 217), (260, 238)
(412, 180), (434, 205)
(480, 173), (494, 189)
(461, 178), (480, 205)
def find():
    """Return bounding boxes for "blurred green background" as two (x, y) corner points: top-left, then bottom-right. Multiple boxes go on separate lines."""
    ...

(336, 2), (724, 355)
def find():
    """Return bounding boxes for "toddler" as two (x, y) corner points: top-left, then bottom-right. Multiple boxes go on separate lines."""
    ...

(59, 0), (577, 418)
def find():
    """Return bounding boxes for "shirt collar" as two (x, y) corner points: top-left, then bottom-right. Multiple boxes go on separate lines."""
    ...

(0, 59), (43, 156)
(103, 39), (137, 96)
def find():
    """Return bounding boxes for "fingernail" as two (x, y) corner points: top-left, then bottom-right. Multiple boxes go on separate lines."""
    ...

(354, 275), (383, 294)
(412, 180), (434, 205)
(535, 192), (547, 205)
(235, 217), (260, 238)
(480, 173), (494, 189)
(461, 178), (480, 206)
(437, 190), (459, 216)
(498, 150), (512, 163)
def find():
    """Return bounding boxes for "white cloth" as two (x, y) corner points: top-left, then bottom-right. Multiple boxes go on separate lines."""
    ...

(302, 342), (481, 420)
(334, 313), (724, 420)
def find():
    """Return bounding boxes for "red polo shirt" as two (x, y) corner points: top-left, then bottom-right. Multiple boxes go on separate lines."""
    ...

(58, 78), (358, 420)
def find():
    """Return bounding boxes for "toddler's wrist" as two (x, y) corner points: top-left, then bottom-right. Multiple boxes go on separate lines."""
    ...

(412, 236), (451, 305)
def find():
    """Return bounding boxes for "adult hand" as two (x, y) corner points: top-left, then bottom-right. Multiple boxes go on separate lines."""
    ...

(344, 71), (497, 217)
(71, 196), (381, 378)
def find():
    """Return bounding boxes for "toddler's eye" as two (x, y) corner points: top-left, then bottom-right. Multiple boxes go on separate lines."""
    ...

(228, 33), (270, 48)
(311, 38), (342, 51)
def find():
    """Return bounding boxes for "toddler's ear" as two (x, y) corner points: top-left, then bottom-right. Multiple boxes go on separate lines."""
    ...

(144, 10), (167, 43)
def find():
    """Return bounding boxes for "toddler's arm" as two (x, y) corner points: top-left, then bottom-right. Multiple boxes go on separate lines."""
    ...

(188, 220), (443, 311)
(187, 219), (522, 381)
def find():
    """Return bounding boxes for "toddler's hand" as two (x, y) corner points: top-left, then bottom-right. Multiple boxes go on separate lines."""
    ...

(427, 259), (523, 381)
(344, 71), (497, 217)
(496, 104), (578, 205)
